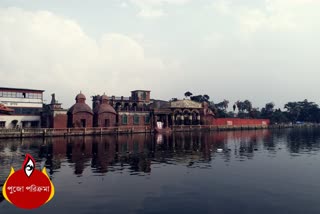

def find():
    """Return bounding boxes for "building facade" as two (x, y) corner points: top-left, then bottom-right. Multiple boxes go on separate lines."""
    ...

(1, 87), (270, 130)
(42, 94), (68, 128)
(0, 87), (44, 128)
(67, 92), (93, 128)
(92, 94), (117, 127)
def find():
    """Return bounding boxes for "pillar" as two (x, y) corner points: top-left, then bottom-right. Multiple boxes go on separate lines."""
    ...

(165, 115), (169, 128)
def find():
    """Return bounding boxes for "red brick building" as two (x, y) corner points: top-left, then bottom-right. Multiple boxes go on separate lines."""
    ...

(67, 92), (93, 128)
(93, 94), (117, 127)
(41, 90), (270, 131)
(108, 90), (151, 127)
(42, 94), (68, 128)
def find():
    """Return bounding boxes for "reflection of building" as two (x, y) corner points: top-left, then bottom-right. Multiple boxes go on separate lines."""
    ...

(0, 87), (44, 128)
(0, 130), (273, 179)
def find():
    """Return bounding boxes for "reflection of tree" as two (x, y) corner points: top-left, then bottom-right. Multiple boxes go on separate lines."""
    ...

(286, 127), (320, 154)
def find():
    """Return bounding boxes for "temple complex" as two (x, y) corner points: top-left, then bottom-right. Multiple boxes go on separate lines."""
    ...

(1, 87), (270, 132)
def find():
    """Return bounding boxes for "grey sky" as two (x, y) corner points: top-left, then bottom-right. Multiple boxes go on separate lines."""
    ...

(0, 0), (319, 109)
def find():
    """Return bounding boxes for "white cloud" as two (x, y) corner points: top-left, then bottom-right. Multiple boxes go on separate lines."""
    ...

(120, 2), (128, 7)
(0, 7), (180, 107)
(211, 0), (320, 34)
(138, 8), (165, 18)
(200, 0), (320, 107)
(211, 0), (232, 15)
(129, 0), (192, 17)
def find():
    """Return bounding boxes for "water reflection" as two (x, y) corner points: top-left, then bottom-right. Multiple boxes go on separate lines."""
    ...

(2, 128), (320, 214)
(1, 128), (320, 188)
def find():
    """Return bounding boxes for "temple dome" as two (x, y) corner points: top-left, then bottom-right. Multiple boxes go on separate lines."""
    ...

(68, 92), (93, 114)
(75, 92), (86, 101)
(101, 94), (108, 101)
(94, 103), (116, 115)
(68, 103), (93, 115)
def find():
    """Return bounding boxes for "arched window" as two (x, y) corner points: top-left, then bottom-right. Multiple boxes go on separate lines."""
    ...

(145, 115), (150, 124)
(134, 114), (139, 125)
(122, 115), (128, 125)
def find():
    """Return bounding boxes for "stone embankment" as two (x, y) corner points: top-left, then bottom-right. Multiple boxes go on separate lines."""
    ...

(0, 123), (317, 139)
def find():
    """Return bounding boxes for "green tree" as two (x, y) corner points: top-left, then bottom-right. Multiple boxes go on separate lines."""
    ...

(284, 99), (320, 123)
(261, 102), (275, 119)
(184, 91), (193, 98)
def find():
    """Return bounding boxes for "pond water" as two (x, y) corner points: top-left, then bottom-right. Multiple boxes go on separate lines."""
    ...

(1, 128), (320, 214)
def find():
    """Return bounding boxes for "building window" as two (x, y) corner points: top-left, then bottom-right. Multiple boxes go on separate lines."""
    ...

(122, 115), (128, 125)
(105, 119), (110, 127)
(31, 121), (39, 128)
(27, 93), (41, 99)
(145, 115), (150, 124)
(21, 121), (29, 128)
(17, 93), (24, 98)
(142, 92), (147, 100)
(134, 115), (139, 125)
(13, 108), (41, 115)
(81, 119), (86, 127)
(0, 121), (5, 128)
(0, 91), (41, 99)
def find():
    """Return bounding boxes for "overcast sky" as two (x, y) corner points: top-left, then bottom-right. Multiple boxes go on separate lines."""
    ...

(0, 0), (319, 109)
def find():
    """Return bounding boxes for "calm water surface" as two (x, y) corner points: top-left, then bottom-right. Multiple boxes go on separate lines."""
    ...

(1, 128), (320, 214)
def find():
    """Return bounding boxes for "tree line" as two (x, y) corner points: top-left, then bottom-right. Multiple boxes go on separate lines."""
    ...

(169, 91), (320, 124)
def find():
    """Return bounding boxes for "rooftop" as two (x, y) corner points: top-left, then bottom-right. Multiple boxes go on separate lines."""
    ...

(131, 90), (151, 92)
(0, 87), (44, 92)
(170, 99), (202, 109)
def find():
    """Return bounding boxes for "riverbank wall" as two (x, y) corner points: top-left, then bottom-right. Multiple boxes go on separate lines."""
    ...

(0, 124), (318, 139)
